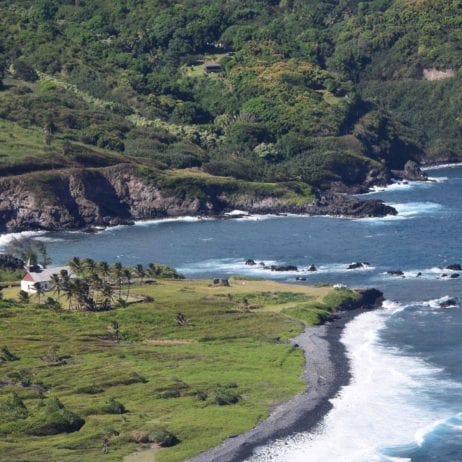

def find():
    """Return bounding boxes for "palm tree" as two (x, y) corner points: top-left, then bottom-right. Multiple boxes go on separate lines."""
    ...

(123, 268), (132, 302)
(62, 277), (73, 310)
(69, 257), (84, 277)
(83, 258), (96, 277)
(72, 279), (90, 310)
(36, 241), (51, 268)
(112, 263), (123, 299)
(133, 264), (145, 283)
(101, 283), (114, 310)
(147, 263), (158, 278)
(89, 273), (102, 302)
(98, 261), (110, 283)
(33, 282), (45, 304)
(50, 273), (61, 300)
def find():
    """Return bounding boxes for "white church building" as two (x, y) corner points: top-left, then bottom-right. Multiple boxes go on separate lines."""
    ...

(21, 263), (73, 293)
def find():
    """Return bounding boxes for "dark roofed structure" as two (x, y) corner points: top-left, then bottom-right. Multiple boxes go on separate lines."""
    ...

(204, 63), (223, 73)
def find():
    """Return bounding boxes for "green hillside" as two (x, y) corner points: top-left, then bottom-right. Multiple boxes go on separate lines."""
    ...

(0, 0), (460, 216)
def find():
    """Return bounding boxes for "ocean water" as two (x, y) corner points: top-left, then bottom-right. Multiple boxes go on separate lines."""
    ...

(2, 165), (462, 461)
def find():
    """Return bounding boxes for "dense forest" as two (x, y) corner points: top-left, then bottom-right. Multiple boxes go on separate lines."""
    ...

(0, 0), (461, 221)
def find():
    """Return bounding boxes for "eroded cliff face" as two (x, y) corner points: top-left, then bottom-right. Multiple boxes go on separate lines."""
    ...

(0, 165), (396, 232)
(0, 167), (202, 231)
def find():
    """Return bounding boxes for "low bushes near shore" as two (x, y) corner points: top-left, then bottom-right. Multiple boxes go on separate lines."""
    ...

(0, 277), (360, 462)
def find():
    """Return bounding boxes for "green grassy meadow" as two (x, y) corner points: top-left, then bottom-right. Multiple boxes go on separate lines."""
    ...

(0, 278), (356, 462)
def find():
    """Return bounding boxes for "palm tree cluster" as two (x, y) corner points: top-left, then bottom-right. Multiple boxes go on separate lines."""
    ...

(49, 267), (103, 311)
(48, 258), (181, 311)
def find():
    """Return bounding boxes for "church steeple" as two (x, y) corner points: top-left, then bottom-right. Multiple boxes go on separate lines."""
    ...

(24, 258), (40, 273)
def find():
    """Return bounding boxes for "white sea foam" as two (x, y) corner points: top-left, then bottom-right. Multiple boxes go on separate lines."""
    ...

(387, 202), (444, 217)
(414, 418), (447, 446)
(421, 295), (460, 309)
(422, 162), (462, 171)
(427, 176), (448, 183)
(413, 412), (462, 451)
(35, 236), (65, 243)
(354, 202), (444, 224)
(133, 216), (213, 226)
(233, 214), (280, 222)
(0, 230), (47, 249)
(178, 258), (375, 277)
(247, 306), (452, 462)
(102, 216), (215, 232)
(363, 177), (445, 195)
(381, 300), (406, 313)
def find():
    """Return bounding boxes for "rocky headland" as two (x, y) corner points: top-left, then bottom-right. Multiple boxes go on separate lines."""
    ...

(0, 160), (430, 233)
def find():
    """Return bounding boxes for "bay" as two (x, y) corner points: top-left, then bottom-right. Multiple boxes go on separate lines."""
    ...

(2, 165), (462, 461)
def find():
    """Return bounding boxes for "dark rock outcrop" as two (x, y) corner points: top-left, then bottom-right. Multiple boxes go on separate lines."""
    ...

(387, 270), (404, 276)
(347, 262), (369, 270)
(268, 265), (298, 272)
(307, 193), (397, 218)
(245, 259), (256, 266)
(393, 161), (428, 182)
(339, 288), (384, 311)
(307, 264), (317, 272)
(439, 298), (458, 308)
(450, 273), (460, 279)
(446, 264), (462, 271)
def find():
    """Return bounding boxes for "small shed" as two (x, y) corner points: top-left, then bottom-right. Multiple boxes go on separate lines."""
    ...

(204, 63), (223, 74)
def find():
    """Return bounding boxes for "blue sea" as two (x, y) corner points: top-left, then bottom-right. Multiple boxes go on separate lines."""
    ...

(2, 164), (462, 461)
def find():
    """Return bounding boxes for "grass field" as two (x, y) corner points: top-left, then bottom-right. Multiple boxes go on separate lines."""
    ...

(0, 119), (51, 162)
(0, 278), (357, 462)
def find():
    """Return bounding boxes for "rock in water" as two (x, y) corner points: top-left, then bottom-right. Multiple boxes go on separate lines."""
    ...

(269, 265), (298, 272)
(387, 270), (404, 276)
(348, 262), (369, 270)
(446, 264), (462, 271)
(439, 298), (458, 308)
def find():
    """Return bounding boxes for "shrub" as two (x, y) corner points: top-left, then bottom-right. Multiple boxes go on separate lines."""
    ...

(212, 388), (240, 406)
(75, 385), (104, 395)
(7, 368), (33, 387)
(0, 393), (29, 422)
(158, 389), (181, 399)
(0, 346), (20, 362)
(101, 398), (126, 415)
(147, 429), (180, 447)
(23, 398), (85, 436)
(19, 290), (29, 304)
(12, 60), (38, 82)
(195, 390), (208, 401)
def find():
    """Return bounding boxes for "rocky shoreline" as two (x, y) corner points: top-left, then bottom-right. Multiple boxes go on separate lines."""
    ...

(186, 289), (384, 462)
(0, 159), (433, 233)
(0, 173), (397, 233)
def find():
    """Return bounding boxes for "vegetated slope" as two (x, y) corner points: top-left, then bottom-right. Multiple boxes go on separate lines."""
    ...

(328, 0), (462, 161)
(0, 278), (367, 462)
(0, 0), (458, 229)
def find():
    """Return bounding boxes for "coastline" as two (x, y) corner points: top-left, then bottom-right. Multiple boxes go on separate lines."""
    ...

(187, 306), (373, 462)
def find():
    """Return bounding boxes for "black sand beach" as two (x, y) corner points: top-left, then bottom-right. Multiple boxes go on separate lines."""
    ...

(187, 307), (372, 462)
